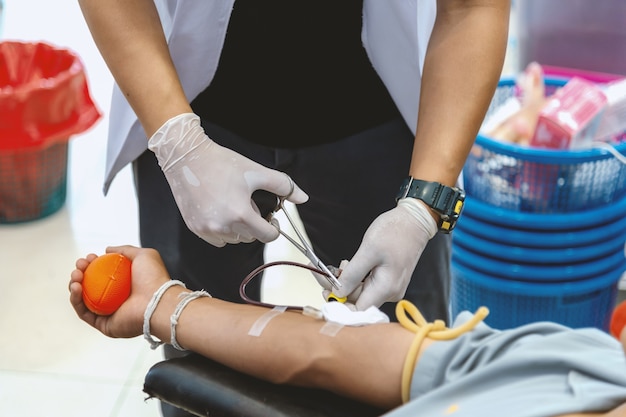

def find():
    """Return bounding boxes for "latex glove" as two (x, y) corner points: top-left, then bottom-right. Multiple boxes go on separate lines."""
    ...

(330, 198), (437, 310)
(148, 113), (308, 246)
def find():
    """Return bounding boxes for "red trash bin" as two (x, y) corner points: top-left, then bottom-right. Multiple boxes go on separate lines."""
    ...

(0, 41), (101, 223)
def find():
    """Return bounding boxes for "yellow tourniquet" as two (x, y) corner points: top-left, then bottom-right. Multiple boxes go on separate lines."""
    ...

(395, 300), (490, 403)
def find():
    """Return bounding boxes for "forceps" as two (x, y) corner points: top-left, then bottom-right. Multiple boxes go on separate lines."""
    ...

(253, 188), (342, 291)
(271, 197), (343, 291)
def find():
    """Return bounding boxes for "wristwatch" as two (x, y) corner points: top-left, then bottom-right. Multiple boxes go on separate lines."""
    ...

(395, 177), (466, 233)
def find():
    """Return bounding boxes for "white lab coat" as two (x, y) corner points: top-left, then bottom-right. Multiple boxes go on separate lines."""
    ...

(103, 0), (436, 193)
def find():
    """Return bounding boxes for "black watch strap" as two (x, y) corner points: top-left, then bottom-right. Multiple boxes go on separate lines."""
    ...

(396, 177), (465, 233)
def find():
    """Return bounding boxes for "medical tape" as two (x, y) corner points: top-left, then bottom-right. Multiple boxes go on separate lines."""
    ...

(302, 305), (324, 320)
(319, 320), (344, 337)
(248, 305), (288, 337)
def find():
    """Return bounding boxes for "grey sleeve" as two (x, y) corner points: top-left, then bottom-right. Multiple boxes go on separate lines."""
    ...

(383, 313), (626, 417)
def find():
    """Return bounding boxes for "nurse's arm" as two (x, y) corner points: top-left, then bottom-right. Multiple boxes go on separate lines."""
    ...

(78, 0), (193, 137)
(409, 0), (510, 199)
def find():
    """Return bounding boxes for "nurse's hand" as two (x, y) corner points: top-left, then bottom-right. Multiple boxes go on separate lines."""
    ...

(330, 198), (437, 310)
(148, 113), (308, 247)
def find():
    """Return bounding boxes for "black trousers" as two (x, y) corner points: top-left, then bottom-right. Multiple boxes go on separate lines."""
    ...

(133, 118), (451, 416)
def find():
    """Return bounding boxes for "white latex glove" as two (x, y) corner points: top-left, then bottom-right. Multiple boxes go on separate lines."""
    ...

(148, 113), (308, 247)
(329, 198), (437, 310)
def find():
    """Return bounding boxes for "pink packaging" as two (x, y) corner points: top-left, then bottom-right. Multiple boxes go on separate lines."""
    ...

(530, 77), (608, 149)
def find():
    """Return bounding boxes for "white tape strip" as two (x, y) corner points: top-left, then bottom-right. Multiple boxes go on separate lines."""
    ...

(248, 306), (288, 337)
(319, 320), (344, 337)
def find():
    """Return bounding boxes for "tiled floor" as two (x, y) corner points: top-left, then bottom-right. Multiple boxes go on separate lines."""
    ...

(0, 2), (322, 416)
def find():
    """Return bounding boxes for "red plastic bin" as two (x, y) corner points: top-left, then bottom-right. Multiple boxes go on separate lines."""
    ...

(0, 41), (100, 223)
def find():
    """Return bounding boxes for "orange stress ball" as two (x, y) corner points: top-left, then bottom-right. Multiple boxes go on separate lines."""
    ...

(82, 253), (132, 316)
(610, 300), (626, 340)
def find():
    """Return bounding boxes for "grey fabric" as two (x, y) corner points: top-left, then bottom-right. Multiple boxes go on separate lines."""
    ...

(384, 312), (626, 417)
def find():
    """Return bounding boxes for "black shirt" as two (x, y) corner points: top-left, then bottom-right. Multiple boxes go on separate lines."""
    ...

(191, 0), (400, 148)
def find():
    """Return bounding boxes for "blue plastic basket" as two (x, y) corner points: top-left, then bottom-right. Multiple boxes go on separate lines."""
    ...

(452, 243), (625, 283)
(463, 77), (626, 213)
(451, 260), (622, 330)
(457, 212), (626, 249)
(453, 227), (626, 265)
(462, 194), (626, 231)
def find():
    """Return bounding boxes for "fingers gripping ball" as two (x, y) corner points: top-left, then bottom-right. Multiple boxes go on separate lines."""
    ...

(82, 253), (132, 316)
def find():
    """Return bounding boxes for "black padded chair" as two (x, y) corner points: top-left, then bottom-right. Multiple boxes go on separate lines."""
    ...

(143, 353), (385, 417)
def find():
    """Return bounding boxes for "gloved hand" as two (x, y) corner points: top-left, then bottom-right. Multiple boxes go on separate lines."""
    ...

(327, 198), (437, 310)
(148, 113), (308, 247)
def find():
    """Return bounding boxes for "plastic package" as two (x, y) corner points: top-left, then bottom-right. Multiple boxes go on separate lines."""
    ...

(595, 78), (626, 143)
(0, 41), (101, 222)
(530, 77), (607, 150)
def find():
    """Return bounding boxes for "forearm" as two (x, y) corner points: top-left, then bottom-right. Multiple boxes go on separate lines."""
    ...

(78, 0), (192, 136)
(150, 286), (419, 409)
(410, 0), (510, 186)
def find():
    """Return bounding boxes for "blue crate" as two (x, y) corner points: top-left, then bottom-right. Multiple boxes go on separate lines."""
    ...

(453, 226), (626, 265)
(464, 77), (626, 213)
(456, 211), (626, 249)
(451, 260), (623, 330)
(452, 243), (625, 283)
(461, 194), (626, 231)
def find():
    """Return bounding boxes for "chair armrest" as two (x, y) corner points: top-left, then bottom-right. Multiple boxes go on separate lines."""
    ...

(143, 353), (385, 417)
